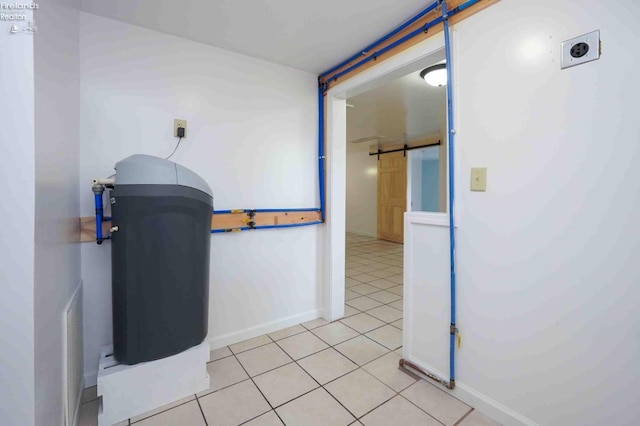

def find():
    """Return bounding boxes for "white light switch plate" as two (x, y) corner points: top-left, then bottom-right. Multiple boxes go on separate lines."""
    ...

(470, 168), (487, 192)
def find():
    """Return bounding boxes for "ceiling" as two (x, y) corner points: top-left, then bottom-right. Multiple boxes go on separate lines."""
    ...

(79, 0), (434, 74)
(346, 68), (446, 152)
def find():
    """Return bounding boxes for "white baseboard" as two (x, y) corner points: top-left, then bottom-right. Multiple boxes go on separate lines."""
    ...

(453, 382), (538, 426)
(345, 229), (377, 238)
(404, 357), (537, 426)
(208, 309), (322, 350)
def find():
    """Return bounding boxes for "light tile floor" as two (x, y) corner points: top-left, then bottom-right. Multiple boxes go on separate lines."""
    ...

(78, 233), (500, 425)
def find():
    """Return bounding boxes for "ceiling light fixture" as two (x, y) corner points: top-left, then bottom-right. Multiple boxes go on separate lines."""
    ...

(420, 64), (447, 87)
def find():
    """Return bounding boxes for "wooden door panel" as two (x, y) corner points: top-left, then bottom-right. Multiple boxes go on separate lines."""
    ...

(377, 151), (406, 243)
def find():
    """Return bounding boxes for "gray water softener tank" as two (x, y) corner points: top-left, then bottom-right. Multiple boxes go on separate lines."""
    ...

(109, 154), (213, 365)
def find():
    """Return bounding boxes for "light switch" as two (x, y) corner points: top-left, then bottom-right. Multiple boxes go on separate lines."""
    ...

(470, 167), (487, 191)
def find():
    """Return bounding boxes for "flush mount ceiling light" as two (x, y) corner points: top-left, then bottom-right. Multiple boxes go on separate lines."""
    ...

(420, 64), (447, 86)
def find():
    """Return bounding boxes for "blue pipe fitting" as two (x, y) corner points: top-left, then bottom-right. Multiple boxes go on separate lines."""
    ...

(92, 186), (104, 244)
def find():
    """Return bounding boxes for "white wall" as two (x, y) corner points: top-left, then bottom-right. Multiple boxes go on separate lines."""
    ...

(79, 13), (321, 384)
(405, 1), (640, 425)
(346, 145), (377, 237)
(0, 9), (36, 426)
(409, 153), (422, 211)
(0, 2), (81, 424)
(33, 1), (82, 424)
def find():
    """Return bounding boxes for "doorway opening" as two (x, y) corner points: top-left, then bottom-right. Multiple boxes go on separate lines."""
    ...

(335, 44), (448, 354)
(322, 33), (446, 323)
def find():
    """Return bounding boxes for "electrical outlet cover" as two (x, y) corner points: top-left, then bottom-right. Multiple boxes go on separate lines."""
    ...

(173, 119), (187, 138)
(561, 30), (600, 69)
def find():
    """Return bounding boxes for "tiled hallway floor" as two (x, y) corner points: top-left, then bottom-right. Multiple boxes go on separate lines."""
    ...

(79, 233), (498, 425)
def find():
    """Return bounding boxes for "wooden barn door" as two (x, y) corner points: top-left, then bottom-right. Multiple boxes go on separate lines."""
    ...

(377, 151), (406, 243)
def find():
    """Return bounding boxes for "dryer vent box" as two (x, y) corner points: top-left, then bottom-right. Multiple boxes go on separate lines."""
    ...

(561, 30), (600, 69)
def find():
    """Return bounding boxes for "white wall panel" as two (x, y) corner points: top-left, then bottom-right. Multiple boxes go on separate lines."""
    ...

(79, 12), (321, 384)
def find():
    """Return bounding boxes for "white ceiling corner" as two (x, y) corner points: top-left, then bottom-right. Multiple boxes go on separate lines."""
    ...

(347, 69), (446, 149)
(78, 0), (436, 74)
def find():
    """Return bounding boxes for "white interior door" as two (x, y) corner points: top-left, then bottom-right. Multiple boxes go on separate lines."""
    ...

(403, 213), (451, 381)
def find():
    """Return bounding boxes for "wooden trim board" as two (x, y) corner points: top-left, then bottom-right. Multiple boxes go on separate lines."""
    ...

(319, 0), (499, 90)
(78, 210), (322, 243)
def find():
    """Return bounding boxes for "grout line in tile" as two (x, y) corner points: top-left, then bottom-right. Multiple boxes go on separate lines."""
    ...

(269, 326), (309, 341)
(271, 333), (320, 363)
(332, 340), (391, 370)
(295, 358), (356, 388)
(238, 409), (287, 426)
(225, 350), (277, 421)
(266, 340), (360, 421)
(229, 339), (273, 356)
(272, 386), (320, 410)
(195, 395), (209, 426)
(198, 377), (257, 399)
(352, 386), (396, 421)
(359, 355), (417, 393)
(286, 322), (396, 420)
(129, 396), (196, 425)
(408, 375), (476, 408)
(453, 408), (475, 426)
(273, 409), (287, 426)
(207, 354), (233, 364)
(297, 366), (359, 420)
(397, 394), (447, 426)
(342, 239), (406, 389)
(346, 294), (403, 312)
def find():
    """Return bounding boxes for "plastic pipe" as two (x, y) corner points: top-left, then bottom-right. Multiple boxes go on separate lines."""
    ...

(451, 0), (481, 14)
(254, 221), (323, 231)
(213, 208), (320, 214)
(442, 0), (457, 388)
(254, 208), (320, 213)
(93, 188), (104, 244)
(91, 177), (115, 186)
(319, 0), (440, 78)
(318, 83), (326, 222)
(321, 0), (480, 84)
(211, 220), (323, 234)
(211, 228), (251, 234)
(324, 15), (444, 83)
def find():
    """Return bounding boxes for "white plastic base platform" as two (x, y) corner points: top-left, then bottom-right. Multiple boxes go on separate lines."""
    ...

(97, 342), (209, 426)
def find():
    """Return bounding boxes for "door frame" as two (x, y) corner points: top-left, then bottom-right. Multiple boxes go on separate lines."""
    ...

(323, 33), (447, 321)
